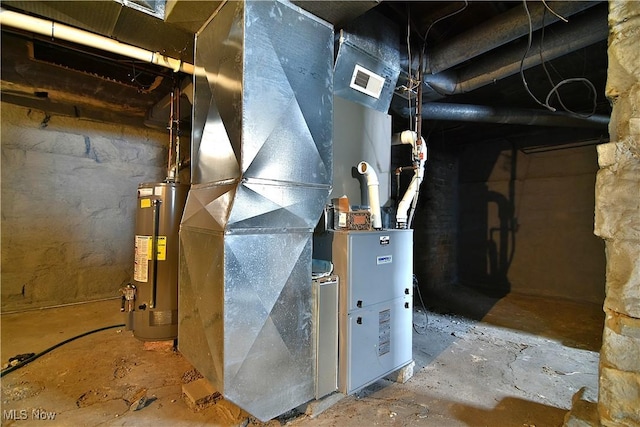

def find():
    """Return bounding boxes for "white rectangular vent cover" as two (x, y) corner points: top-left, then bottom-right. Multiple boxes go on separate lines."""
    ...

(349, 64), (385, 99)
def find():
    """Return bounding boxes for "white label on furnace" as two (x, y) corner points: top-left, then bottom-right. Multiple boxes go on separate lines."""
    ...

(338, 212), (347, 228)
(377, 255), (392, 265)
(134, 235), (150, 282)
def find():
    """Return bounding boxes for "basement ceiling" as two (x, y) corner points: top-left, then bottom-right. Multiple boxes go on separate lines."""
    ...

(0, 0), (610, 146)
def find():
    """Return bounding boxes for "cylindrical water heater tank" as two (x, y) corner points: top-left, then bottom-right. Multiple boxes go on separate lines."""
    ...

(127, 182), (188, 341)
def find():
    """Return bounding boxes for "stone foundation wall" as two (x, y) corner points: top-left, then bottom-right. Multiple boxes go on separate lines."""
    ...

(593, 1), (640, 425)
(1, 103), (169, 311)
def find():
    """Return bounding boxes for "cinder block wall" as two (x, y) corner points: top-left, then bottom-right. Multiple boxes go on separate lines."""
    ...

(1, 103), (168, 311)
(593, 1), (640, 424)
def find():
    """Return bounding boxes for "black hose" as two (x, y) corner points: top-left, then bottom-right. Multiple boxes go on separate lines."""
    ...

(1, 324), (125, 378)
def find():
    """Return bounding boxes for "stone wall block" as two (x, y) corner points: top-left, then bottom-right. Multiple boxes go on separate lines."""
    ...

(594, 164), (640, 241)
(599, 366), (640, 427)
(602, 240), (640, 318)
(607, 5), (640, 99)
(597, 142), (617, 168)
(601, 309), (640, 372)
(597, 139), (640, 171)
(593, 2), (640, 426)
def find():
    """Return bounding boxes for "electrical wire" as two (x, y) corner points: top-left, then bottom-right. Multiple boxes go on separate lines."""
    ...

(541, 0), (568, 23)
(519, 0), (550, 110)
(538, 6), (597, 117)
(1, 324), (125, 377)
(402, 1), (468, 125)
(421, 0), (469, 46)
(412, 274), (429, 335)
(401, 2), (468, 227)
(539, 7), (559, 91)
(545, 78), (598, 117)
(520, 0), (598, 117)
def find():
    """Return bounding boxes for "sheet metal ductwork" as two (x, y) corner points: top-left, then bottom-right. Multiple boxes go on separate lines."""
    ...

(178, 1), (333, 421)
(334, 11), (400, 113)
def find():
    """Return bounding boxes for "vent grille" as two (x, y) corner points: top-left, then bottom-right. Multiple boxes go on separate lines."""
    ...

(353, 70), (370, 89)
(116, 0), (166, 19)
(30, 40), (165, 91)
(349, 64), (385, 99)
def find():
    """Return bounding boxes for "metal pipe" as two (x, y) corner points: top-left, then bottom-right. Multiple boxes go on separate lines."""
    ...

(175, 85), (181, 183)
(426, 1), (600, 74)
(412, 102), (609, 128)
(0, 8), (194, 74)
(167, 90), (175, 180)
(149, 199), (161, 309)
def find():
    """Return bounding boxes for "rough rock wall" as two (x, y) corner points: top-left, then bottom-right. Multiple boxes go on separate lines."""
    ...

(1, 103), (169, 311)
(594, 1), (640, 425)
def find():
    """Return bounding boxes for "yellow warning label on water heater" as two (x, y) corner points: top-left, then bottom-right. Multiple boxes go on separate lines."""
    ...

(140, 199), (152, 208)
(156, 236), (166, 261)
(145, 236), (166, 261)
(137, 235), (167, 262)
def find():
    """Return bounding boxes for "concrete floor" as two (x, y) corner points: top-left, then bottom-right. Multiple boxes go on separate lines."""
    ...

(1, 288), (603, 426)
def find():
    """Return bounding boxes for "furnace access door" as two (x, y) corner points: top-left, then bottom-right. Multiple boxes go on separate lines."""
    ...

(318, 229), (413, 394)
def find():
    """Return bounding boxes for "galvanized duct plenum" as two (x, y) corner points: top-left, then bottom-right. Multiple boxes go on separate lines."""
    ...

(178, 0), (333, 422)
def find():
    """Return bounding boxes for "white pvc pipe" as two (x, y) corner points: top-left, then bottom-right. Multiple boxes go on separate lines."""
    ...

(396, 175), (419, 225)
(356, 161), (382, 229)
(394, 131), (426, 228)
(0, 8), (194, 75)
(391, 129), (420, 146)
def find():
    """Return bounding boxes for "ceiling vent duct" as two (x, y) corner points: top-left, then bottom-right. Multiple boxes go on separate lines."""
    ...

(115, 0), (166, 19)
(334, 10), (400, 113)
(178, 0), (333, 421)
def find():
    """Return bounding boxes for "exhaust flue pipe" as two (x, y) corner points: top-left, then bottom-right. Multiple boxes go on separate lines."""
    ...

(393, 131), (426, 229)
(357, 161), (383, 229)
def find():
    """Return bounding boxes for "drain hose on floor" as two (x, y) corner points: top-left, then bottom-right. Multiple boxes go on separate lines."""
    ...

(1, 324), (125, 378)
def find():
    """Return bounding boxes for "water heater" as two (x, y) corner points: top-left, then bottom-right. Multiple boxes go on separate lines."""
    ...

(123, 182), (188, 341)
